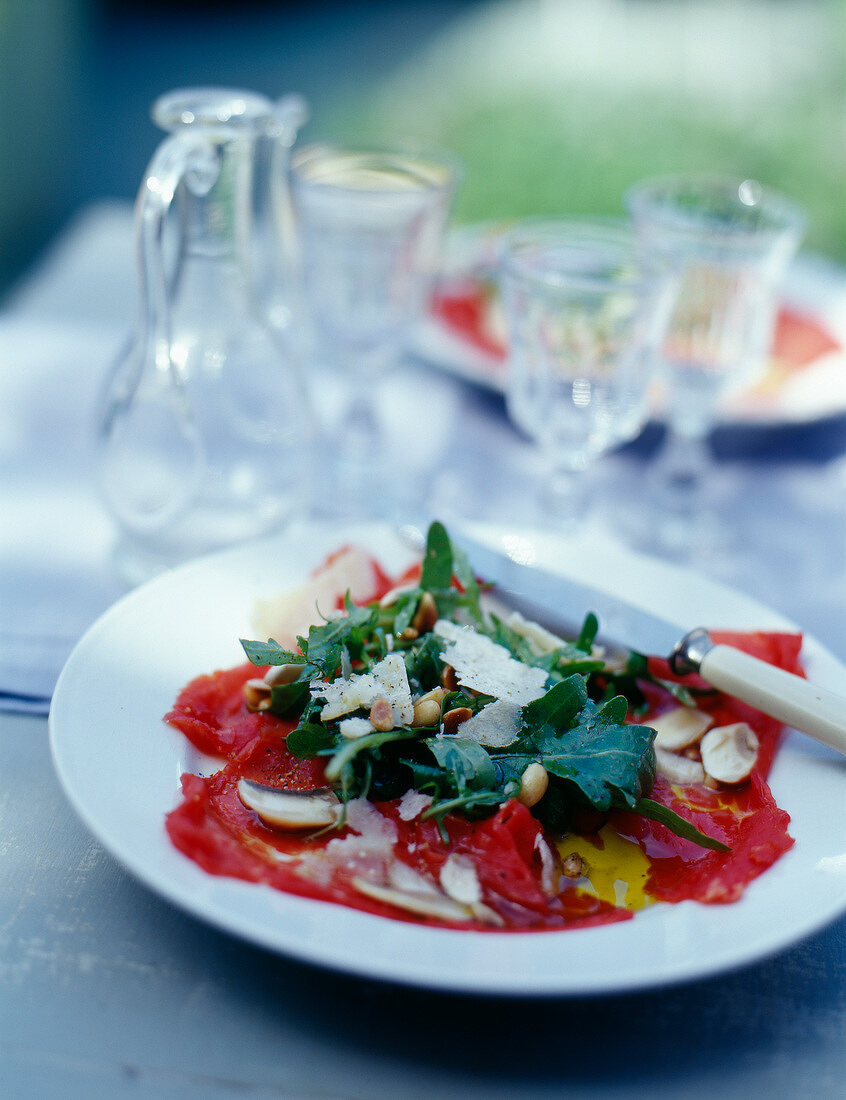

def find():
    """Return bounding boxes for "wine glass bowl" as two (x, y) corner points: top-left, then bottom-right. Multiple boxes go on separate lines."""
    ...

(500, 218), (666, 530)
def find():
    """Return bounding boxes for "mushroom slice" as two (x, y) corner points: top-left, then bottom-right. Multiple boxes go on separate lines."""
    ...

(439, 853), (482, 906)
(700, 722), (759, 785)
(651, 706), (713, 751)
(351, 877), (480, 923)
(655, 745), (706, 786)
(351, 876), (503, 926)
(237, 780), (341, 829)
(243, 678), (273, 712)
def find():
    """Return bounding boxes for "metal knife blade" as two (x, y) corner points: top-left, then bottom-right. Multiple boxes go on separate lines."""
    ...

(451, 529), (846, 757)
(452, 531), (684, 659)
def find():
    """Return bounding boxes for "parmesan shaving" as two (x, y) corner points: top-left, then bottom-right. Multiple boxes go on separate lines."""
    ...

(397, 789), (434, 821)
(316, 652), (414, 724)
(503, 610), (567, 656)
(454, 698), (523, 748)
(338, 716), (374, 740)
(251, 545), (379, 650)
(434, 619), (548, 705)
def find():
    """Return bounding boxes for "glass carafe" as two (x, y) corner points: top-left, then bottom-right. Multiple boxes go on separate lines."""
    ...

(97, 87), (311, 585)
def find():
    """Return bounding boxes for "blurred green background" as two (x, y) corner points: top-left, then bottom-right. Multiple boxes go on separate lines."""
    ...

(1, 0), (844, 300)
(335, 0), (846, 261)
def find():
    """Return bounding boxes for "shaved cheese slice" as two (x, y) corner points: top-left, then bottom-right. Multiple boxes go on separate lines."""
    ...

(503, 610), (567, 656)
(434, 620), (548, 705)
(455, 698), (523, 748)
(316, 651), (414, 724)
(338, 716), (374, 740)
(397, 789), (434, 820)
(251, 545), (379, 650)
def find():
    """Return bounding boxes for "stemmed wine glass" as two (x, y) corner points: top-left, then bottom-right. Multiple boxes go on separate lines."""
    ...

(499, 218), (668, 532)
(625, 174), (806, 561)
(290, 142), (459, 517)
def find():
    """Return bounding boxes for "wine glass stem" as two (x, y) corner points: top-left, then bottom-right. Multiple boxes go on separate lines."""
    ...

(654, 426), (713, 556)
(333, 358), (391, 516)
(541, 463), (588, 532)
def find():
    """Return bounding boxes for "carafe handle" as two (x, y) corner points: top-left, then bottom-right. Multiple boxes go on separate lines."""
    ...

(135, 129), (220, 357)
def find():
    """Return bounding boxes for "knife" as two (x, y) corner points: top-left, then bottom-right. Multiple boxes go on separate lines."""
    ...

(451, 530), (846, 757)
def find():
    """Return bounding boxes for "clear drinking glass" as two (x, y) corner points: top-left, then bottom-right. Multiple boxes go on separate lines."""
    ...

(500, 219), (667, 531)
(625, 174), (806, 559)
(290, 142), (459, 516)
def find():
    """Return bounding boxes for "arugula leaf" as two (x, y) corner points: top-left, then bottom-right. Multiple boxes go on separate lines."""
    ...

(508, 677), (656, 812)
(633, 797), (731, 853)
(427, 735), (499, 793)
(303, 600), (378, 673)
(576, 612), (600, 652)
(421, 789), (506, 831)
(268, 680), (311, 719)
(323, 728), (422, 784)
(240, 638), (301, 666)
(522, 674), (589, 732)
(403, 631), (445, 693)
(287, 722), (337, 758)
(420, 520), (453, 591)
(448, 541), (482, 618)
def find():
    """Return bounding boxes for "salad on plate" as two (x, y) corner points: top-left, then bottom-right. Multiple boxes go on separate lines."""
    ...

(164, 522), (800, 933)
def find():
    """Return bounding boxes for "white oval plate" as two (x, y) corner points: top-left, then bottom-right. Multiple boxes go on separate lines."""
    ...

(49, 520), (846, 996)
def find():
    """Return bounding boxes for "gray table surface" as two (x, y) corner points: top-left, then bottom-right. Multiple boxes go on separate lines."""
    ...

(3, 203), (846, 1099)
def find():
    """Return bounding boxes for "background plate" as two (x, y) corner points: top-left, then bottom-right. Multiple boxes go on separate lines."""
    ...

(49, 519), (846, 996)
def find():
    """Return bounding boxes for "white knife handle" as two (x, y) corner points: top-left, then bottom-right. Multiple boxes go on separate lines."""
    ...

(696, 643), (846, 756)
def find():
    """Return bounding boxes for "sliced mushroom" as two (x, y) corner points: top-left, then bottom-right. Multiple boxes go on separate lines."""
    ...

(700, 722), (759, 785)
(351, 876), (480, 923)
(351, 876), (504, 926)
(655, 745), (706, 786)
(243, 678), (274, 712)
(264, 663), (304, 687)
(237, 779), (341, 829)
(651, 706), (713, 751)
(439, 853), (482, 906)
(243, 662), (303, 712)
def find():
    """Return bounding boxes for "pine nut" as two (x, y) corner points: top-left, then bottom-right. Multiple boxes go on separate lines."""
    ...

(517, 761), (549, 807)
(412, 591), (438, 634)
(561, 852), (584, 879)
(369, 697), (395, 732)
(442, 706), (472, 734)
